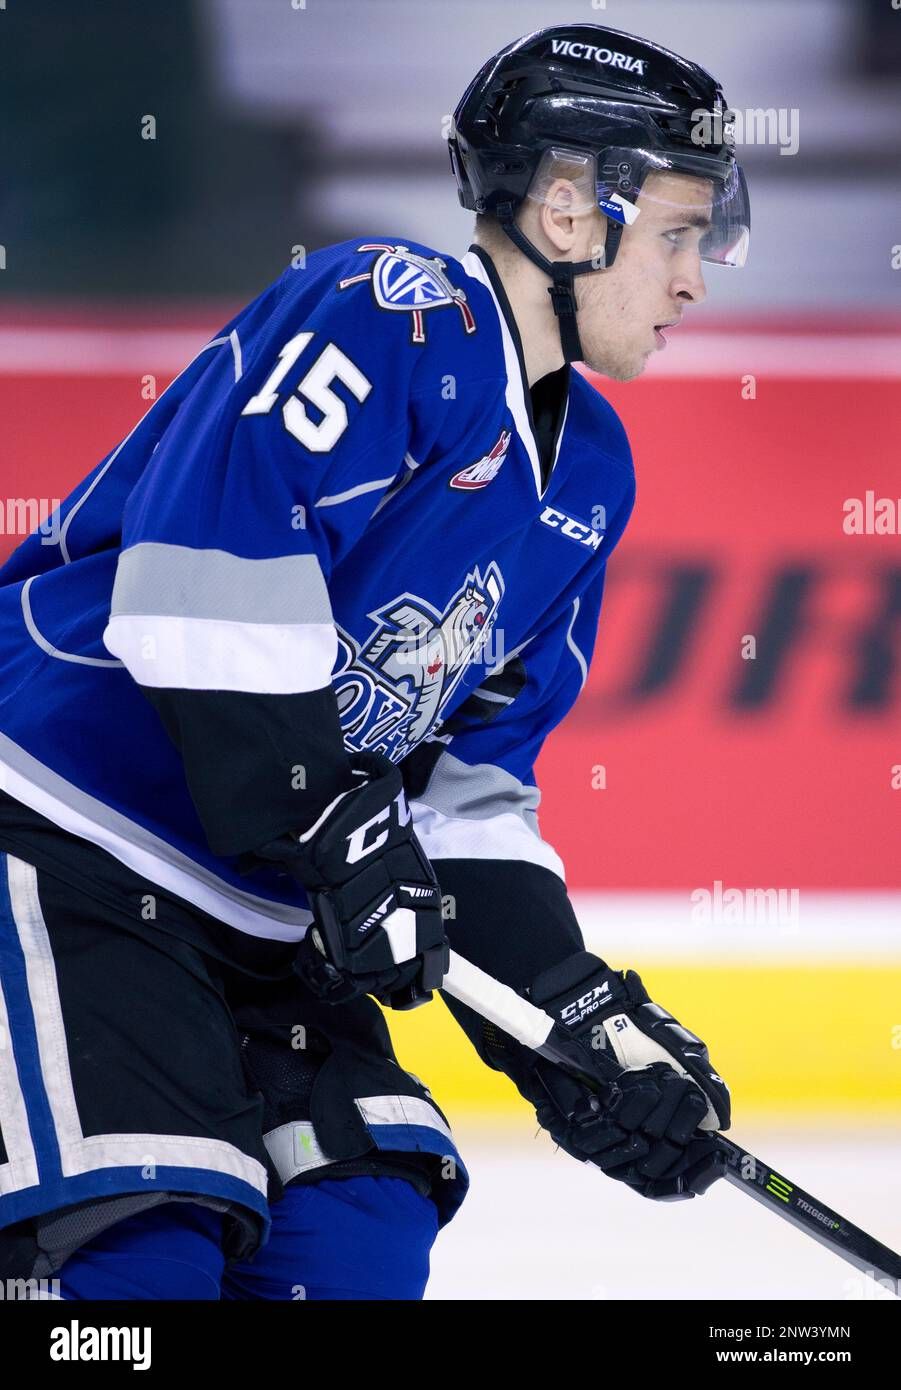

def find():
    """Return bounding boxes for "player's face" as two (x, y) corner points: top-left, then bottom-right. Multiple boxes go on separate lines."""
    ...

(576, 172), (712, 381)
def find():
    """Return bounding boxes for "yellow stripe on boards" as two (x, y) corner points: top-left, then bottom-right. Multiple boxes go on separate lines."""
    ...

(383, 964), (901, 1122)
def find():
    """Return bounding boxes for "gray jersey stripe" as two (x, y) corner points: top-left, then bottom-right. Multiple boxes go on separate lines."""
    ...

(417, 750), (541, 829)
(566, 596), (588, 688)
(111, 543), (333, 625)
(370, 465), (416, 518)
(315, 476), (397, 507)
(471, 687), (515, 705)
(22, 578), (124, 668)
(228, 328), (243, 381)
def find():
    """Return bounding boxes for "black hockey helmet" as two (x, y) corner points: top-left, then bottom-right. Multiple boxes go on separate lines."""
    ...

(448, 24), (749, 362)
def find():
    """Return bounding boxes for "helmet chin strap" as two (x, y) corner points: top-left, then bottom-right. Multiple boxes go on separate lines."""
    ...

(495, 202), (624, 366)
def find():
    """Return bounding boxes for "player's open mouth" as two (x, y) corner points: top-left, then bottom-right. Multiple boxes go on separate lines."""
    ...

(653, 321), (679, 350)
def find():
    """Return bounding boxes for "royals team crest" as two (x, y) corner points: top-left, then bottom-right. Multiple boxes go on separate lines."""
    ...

(332, 563), (504, 760)
(338, 243), (477, 343)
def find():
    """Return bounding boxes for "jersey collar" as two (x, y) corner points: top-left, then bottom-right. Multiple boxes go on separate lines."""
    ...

(462, 244), (570, 501)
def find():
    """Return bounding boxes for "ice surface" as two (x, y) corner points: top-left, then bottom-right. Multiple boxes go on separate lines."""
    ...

(426, 1125), (901, 1301)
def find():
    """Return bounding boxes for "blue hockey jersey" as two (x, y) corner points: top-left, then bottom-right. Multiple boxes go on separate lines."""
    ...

(0, 238), (635, 940)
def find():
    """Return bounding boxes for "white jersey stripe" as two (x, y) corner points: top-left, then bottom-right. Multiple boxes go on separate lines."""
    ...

(411, 801), (565, 879)
(102, 612), (338, 694)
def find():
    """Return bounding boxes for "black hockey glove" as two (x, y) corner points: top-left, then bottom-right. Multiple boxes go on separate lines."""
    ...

(525, 952), (730, 1200)
(287, 752), (449, 1010)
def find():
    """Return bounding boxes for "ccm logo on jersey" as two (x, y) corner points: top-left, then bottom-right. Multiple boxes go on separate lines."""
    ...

(450, 428), (511, 490)
(549, 39), (646, 75)
(560, 981), (612, 1025)
(345, 788), (411, 864)
(539, 505), (605, 550)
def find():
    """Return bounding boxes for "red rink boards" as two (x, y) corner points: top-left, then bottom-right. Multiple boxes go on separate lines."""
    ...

(1, 313), (899, 889)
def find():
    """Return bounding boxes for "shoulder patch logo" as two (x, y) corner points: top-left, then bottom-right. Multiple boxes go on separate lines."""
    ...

(449, 428), (511, 491)
(338, 243), (476, 344)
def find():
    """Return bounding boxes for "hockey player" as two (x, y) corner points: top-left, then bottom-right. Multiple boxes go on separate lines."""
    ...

(0, 24), (749, 1299)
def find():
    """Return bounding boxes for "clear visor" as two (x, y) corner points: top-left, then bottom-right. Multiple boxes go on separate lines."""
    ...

(526, 145), (750, 268)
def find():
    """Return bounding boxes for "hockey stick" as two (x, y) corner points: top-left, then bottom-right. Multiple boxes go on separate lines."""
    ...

(441, 949), (901, 1292)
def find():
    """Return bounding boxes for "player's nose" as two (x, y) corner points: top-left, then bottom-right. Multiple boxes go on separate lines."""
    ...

(671, 254), (707, 306)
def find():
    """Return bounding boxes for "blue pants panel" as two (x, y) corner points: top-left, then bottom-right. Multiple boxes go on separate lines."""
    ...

(58, 1203), (225, 1301)
(58, 1177), (438, 1300)
(223, 1176), (439, 1301)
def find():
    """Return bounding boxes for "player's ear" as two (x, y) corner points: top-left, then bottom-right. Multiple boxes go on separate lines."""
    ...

(537, 178), (581, 255)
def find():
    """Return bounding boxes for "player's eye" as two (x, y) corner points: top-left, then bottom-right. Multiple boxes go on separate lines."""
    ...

(661, 225), (705, 251)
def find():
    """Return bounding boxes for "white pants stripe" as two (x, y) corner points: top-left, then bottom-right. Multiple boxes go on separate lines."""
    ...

(0, 855), (268, 1200)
